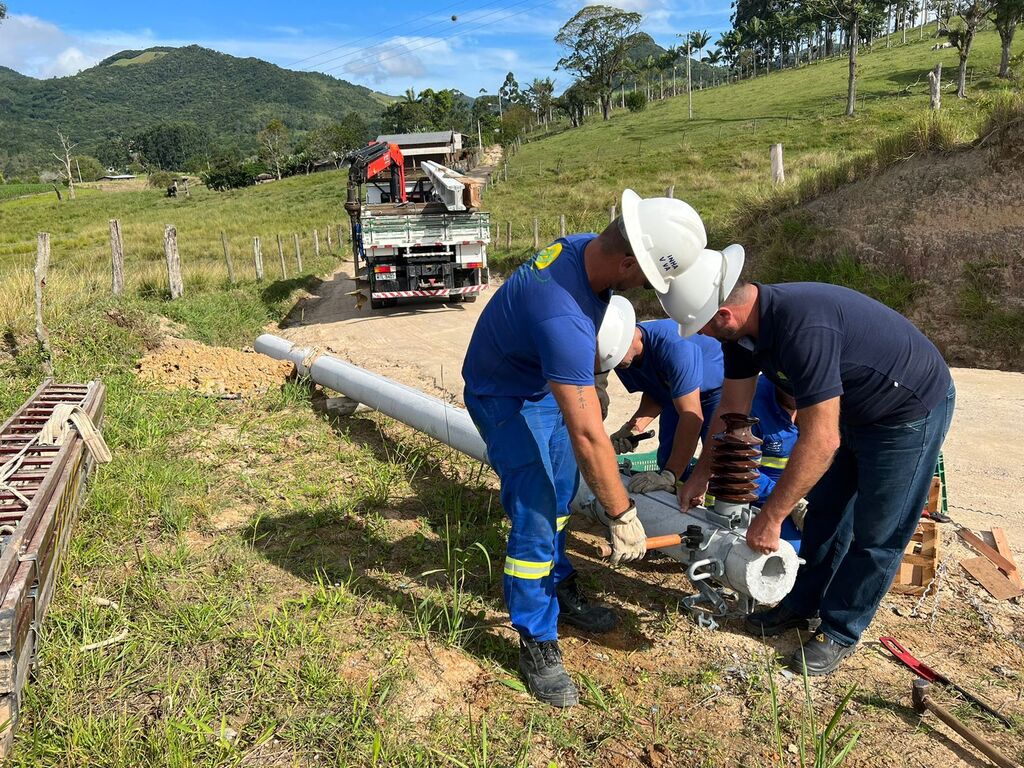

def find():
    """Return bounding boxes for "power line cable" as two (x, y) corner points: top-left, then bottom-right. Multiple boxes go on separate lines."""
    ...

(287, 0), (512, 70)
(316, 0), (550, 78)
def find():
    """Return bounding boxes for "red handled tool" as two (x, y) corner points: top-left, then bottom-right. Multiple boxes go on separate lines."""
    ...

(880, 636), (1014, 728)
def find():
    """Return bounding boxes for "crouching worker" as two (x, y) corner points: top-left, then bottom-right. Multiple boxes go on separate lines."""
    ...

(462, 190), (708, 706)
(598, 308), (725, 493)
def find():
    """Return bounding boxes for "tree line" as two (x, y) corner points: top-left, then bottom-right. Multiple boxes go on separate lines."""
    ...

(475, 0), (1022, 139)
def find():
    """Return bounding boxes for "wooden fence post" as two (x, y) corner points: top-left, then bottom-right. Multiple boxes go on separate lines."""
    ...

(163, 225), (184, 299)
(338, 224), (346, 251)
(313, 228), (320, 259)
(770, 143), (785, 185)
(221, 231), (236, 284)
(928, 63), (942, 111)
(665, 185), (675, 198)
(277, 234), (288, 279)
(559, 214), (567, 238)
(294, 233), (303, 272)
(253, 236), (264, 281)
(532, 217), (540, 249)
(505, 221), (512, 249)
(609, 204), (617, 223)
(326, 226), (333, 252)
(35, 233), (53, 375)
(109, 219), (125, 295)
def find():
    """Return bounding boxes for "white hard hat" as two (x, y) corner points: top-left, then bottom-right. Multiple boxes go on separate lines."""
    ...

(657, 244), (745, 337)
(620, 188), (707, 294)
(596, 295), (636, 372)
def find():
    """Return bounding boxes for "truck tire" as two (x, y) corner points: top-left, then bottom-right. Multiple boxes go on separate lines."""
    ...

(371, 296), (398, 309)
(461, 295), (478, 303)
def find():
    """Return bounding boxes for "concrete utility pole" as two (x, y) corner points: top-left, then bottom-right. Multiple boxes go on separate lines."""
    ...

(687, 38), (693, 119)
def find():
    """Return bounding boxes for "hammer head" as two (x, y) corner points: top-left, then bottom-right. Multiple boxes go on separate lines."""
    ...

(912, 677), (931, 713)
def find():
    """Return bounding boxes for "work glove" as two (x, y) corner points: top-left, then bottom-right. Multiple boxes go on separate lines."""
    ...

(628, 469), (676, 494)
(610, 424), (643, 454)
(790, 498), (809, 531)
(596, 502), (647, 565)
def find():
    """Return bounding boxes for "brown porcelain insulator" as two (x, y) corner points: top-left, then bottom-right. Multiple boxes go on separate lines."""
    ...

(708, 412), (763, 503)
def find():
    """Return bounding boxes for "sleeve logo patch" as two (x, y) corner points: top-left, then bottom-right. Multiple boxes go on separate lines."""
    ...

(533, 242), (562, 270)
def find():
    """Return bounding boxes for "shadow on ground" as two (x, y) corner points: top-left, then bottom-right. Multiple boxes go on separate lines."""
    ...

(240, 397), (709, 670)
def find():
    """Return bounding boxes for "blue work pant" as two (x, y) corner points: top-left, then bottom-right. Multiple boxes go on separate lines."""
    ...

(782, 384), (955, 645)
(464, 391), (578, 642)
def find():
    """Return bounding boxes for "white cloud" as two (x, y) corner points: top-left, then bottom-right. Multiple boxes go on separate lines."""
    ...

(0, 4), (730, 97)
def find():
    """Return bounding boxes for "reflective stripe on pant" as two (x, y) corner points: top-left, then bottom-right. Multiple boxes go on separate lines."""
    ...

(464, 391), (579, 642)
(782, 383), (956, 645)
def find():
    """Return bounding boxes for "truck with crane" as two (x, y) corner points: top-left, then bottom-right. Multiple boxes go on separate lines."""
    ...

(343, 142), (491, 310)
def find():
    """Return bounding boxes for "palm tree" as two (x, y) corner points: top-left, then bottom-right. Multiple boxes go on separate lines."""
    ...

(689, 30), (712, 87)
(703, 49), (725, 86)
(742, 17), (765, 77)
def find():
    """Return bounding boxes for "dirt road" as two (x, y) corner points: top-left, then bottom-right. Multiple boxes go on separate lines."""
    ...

(278, 263), (1024, 555)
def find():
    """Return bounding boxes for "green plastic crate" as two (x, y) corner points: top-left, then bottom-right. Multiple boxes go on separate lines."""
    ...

(616, 450), (660, 473)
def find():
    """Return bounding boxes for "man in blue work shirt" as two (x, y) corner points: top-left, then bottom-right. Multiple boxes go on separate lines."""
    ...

(463, 190), (709, 706)
(605, 319), (724, 493)
(679, 281), (954, 676)
(749, 377), (802, 551)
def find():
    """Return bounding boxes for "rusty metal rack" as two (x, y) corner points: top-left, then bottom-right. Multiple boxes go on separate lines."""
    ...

(0, 380), (107, 754)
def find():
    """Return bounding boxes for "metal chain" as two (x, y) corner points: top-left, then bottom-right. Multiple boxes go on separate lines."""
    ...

(948, 503), (1007, 519)
(910, 553), (951, 627)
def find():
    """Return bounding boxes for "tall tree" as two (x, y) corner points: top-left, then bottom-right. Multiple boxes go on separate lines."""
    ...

(989, 0), (1024, 77)
(258, 119), (289, 180)
(689, 30), (713, 86)
(555, 5), (644, 120)
(498, 72), (522, 116)
(947, 0), (994, 96)
(525, 78), (556, 122)
(52, 129), (77, 200)
(0, 4), (6, 21)
(802, 0), (887, 116)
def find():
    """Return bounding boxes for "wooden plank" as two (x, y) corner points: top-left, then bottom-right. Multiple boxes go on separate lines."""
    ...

(960, 557), (1024, 601)
(957, 529), (1019, 579)
(926, 475), (940, 514)
(991, 528), (1022, 589)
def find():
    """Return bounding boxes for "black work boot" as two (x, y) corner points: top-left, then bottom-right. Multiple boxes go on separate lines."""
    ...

(744, 603), (819, 636)
(789, 632), (857, 677)
(518, 638), (579, 708)
(556, 573), (618, 634)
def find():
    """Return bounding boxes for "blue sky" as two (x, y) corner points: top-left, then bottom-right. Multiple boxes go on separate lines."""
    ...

(0, 1), (734, 95)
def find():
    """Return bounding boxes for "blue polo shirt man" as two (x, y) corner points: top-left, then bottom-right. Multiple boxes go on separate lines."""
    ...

(682, 281), (954, 676)
(462, 226), (654, 707)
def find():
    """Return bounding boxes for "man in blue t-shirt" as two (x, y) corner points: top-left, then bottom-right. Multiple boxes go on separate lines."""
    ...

(679, 281), (954, 677)
(749, 377), (802, 551)
(463, 190), (709, 707)
(606, 319), (724, 493)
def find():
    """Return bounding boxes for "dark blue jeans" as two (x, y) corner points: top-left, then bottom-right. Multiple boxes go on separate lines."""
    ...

(782, 383), (955, 646)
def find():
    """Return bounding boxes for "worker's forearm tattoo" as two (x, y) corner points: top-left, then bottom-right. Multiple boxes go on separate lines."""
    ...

(576, 385), (587, 410)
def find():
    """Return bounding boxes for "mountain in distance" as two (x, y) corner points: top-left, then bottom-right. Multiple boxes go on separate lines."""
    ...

(0, 45), (393, 173)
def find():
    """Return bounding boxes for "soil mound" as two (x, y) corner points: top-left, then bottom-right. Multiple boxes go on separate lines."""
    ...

(137, 338), (293, 397)
(797, 121), (1024, 369)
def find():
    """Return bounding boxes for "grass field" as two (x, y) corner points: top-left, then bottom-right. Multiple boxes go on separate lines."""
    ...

(0, 29), (1022, 767)
(0, 183), (52, 201)
(0, 172), (351, 336)
(484, 28), (1012, 269)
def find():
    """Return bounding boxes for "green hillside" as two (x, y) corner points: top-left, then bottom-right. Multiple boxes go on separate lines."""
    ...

(485, 28), (1014, 257)
(0, 45), (388, 174)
